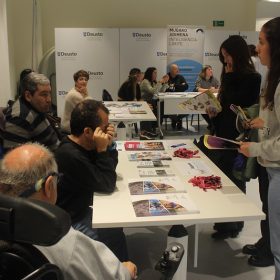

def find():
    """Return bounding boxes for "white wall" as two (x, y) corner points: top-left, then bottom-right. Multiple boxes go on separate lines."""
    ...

(256, 1), (280, 30)
(4, 0), (258, 104)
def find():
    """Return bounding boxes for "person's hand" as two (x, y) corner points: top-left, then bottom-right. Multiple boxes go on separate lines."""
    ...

(122, 261), (137, 279)
(225, 62), (233, 73)
(106, 123), (115, 146)
(160, 74), (169, 84)
(249, 117), (264, 129)
(76, 85), (88, 95)
(238, 141), (253, 157)
(93, 127), (109, 152)
(206, 106), (218, 118)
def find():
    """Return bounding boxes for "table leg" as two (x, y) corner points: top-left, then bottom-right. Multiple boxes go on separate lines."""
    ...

(193, 224), (199, 268)
(167, 225), (188, 280)
(157, 99), (164, 139)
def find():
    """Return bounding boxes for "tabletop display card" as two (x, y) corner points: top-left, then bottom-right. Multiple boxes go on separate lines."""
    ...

(128, 177), (186, 195)
(137, 160), (170, 168)
(178, 90), (221, 113)
(131, 193), (200, 217)
(138, 169), (175, 177)
(128, 151), (172, 161)
(125, 141), (165, 151)
(174, 159), (213, 176)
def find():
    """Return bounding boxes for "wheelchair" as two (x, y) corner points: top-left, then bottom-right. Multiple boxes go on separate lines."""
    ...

(0, 194), (183, 280)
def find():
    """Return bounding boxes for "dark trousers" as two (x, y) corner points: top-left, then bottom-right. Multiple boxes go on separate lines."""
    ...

(257, 165), (272, 257)
(194, 137), (245, 232)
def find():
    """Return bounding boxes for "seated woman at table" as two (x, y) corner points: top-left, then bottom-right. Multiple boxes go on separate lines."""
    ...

(118, 68), (142, 101)
(140, 67), (169, 140)
(195, 65), (219, 93)
(194, 65), (220, 133)
(61, 70), (92, 133)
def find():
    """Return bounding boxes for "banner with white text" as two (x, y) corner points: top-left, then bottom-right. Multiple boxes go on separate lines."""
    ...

(55, 28), (119, 116)
(167, 26), (205, 91)
(120, 28), (167, 84)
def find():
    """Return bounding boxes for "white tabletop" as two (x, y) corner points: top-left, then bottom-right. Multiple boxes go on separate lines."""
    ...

(103, 101), (156, 122)
(92, 140), (264, 228)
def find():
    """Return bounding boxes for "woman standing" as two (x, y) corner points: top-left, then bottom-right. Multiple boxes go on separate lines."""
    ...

(206, 35), (261, 239)
(195, 65), (219, 93)
(240, 17), (280, 278)
(61, 70), (91, 133)
(140, 67), (169, 139)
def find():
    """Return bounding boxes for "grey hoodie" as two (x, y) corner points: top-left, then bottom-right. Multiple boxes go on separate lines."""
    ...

(249, 83), (280, 167)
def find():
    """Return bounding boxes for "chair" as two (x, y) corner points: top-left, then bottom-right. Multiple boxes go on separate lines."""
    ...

(102, 89), (113, 101)
(0, 194), (71, 280)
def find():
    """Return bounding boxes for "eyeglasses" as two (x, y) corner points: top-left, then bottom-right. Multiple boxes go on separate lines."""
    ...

(19, 172), (62, 198)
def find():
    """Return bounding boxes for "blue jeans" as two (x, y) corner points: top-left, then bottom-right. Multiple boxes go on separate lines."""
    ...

(72, 210), (98, 240)
(72, 210), (128, 261)
(267, 167), (280, 280)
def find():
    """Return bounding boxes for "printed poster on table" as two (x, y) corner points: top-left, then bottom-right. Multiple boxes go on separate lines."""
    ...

(132, 193), (199, 217)
(128, 177), (186, 195)
(167, 25), (205, 90)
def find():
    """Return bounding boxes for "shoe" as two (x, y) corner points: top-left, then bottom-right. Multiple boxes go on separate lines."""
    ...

(248, 255), (274, 267)
(211, 230), (239, 240)
(242, 244), (259, 255)
(139, 133), (154, 140)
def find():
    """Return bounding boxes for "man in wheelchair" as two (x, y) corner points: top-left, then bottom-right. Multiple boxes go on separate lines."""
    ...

(0, 143), (137, 280)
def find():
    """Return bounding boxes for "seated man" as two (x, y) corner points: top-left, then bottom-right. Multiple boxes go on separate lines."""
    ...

(0, 143), (137, 280)
(0, 72), (59, 152)
(55, 99), (128, 261)
(167, 64), (189, 129)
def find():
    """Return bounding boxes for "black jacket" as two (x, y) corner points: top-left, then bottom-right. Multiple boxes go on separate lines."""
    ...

(167, 73), (189, 92)
(55, 136), (118, 223)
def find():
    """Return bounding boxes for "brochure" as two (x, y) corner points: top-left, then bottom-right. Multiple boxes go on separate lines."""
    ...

(131, 193), (200, 217)
(138, 169), (175, 177)
(128, 177), (186, 195)
(178, 90), (221, 113)
(204, 135), (240, 150)
(137, 160), (170, 168)
(128, 151), (172, 161)
(124, 141), (165, 151)
(128, 108), (147, 114)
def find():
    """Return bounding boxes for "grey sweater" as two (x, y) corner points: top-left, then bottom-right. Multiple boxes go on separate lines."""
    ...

(249, 83), (280, 167)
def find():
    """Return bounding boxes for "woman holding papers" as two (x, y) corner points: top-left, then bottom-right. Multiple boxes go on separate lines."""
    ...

(205, 35), (261, 239)
(239, 17), (280, 278)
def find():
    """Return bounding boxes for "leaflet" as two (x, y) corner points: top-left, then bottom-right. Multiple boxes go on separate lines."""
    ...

(131, 193), (200, 217)
(128, 177), (186, 195)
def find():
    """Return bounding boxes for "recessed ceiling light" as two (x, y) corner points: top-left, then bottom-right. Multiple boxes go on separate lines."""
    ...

(265, 0), (280, 2)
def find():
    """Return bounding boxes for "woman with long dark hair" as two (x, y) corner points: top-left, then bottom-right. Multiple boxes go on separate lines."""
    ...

(206, 35), (261, 239)
(240, 17), (280, 278)
(139, 67), (169, 139)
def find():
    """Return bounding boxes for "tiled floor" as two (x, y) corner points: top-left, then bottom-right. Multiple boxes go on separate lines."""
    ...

(125, 119), (275, 280)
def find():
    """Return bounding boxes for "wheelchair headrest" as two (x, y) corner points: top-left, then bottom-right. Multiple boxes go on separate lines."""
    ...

(0, 194), (71, 246)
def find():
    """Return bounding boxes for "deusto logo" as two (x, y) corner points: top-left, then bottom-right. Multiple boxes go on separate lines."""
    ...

(87, 70), (104, 80)
(205, 52), (219, 57)
(57, 90), (68, 96)
(57, 51), (78, 58)
(156, 51), (167, 57)
(82, 31), (103, 40)
(132, 32), (152, 41)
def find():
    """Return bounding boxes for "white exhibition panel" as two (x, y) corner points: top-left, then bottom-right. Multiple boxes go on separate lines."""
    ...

(203, 30), (259, 83)
(119, 28), (167, 83)
(55, 28), (119, 117)
(55, 28), (259, 117)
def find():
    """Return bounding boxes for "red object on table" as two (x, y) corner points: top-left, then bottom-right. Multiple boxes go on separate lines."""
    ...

(188, 175), (222, 191)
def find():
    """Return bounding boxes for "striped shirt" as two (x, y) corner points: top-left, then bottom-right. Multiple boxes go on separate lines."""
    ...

(0, 98), (59, 151)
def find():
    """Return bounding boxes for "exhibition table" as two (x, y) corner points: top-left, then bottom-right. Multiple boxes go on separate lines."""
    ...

(92, 140), (264, 279)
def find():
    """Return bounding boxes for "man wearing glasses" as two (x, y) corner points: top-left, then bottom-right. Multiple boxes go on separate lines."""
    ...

(0, 72), (59, 153)
(55, 99), (129, 262)
(0, 143), (137, 280)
